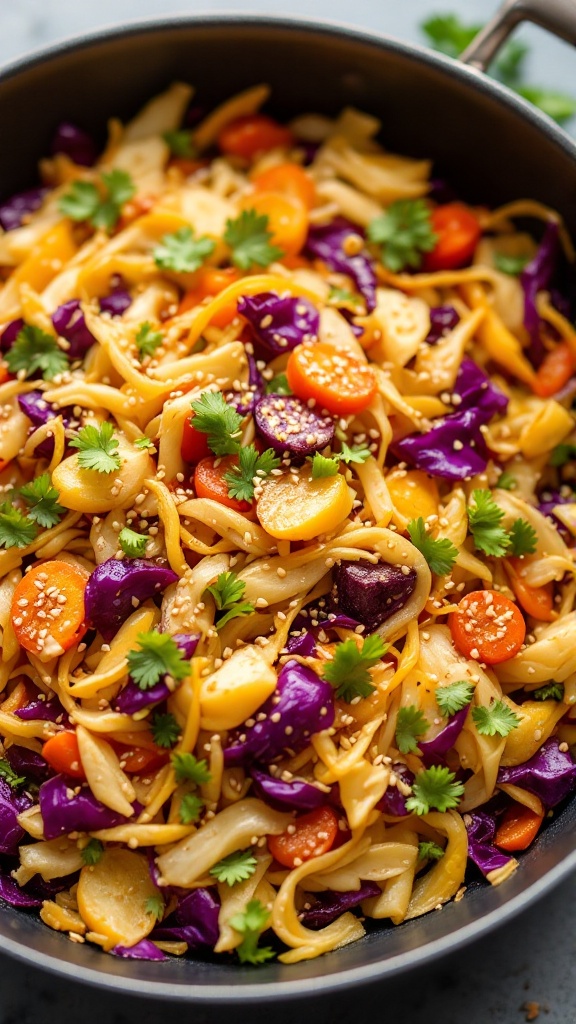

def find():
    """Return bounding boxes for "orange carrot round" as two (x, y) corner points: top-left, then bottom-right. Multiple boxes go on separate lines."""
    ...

(505, 558), (554, 622)
(194, 455), (253, 513)
(268, 805), (339, 868)
(42, 731), (85, 780)
(495, 803), (544, 851)
(178, 266), (241, 328)
(286, 342), (377, 415)
(252, 162), (316, 209)
(423, 203), (481, 272)
(239, 191), (308, 257)
(11, 560), (88, 657)
(218, 114), (294, 160)
(449, 589), (526, 664)
(532, 341), (575, 398)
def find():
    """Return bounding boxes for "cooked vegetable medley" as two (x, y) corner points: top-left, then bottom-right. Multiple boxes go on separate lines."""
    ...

(0, 82), (575, 966)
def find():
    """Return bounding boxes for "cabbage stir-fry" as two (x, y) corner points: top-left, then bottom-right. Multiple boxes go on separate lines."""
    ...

(0, 83), (576, 966)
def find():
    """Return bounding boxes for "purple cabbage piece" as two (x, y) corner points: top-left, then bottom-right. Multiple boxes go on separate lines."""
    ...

(0, 779), (31, 855)
(100, 290), (132, 317)
(0, 319), (24, 353)
(521, 220), (559, 367)
(340, 307), (365, 338)
(84, 559), (178, 642)
(285, 611), (360, 657)
(52, 300), (96, 360)
(50, 122), (97, 167)
(0, 188), (48, 232)
(224, 659), (335, 767)
(113, 939), (168, 961)
(17, 390), (74, 460)
(250, 766), (328, 812)
(465, 809), (514, 877)
(39, 774), (132, 840)
(497, 737), (576, 808)
(15, 697), (66, 723)
(306, 217), (377, 312)
(115, 633), (199, 714)
(418, 703), (471, 765)
(285, 630), (317, 657)
(237, 292), (320, 355)
(255, 393), (334, 456)
(378, 763), (415, 817)
(332, 560), (417, 633)
(393, 358), (508, 481)
(301, 880), (381, 929)
(538, 489), (573, 539)
(225, 354), (264, 416)
(425, 306), (460, 345)
(152, 887), (220, 947)
(0, 867), (42, 908)
(5, 746), (51, 782)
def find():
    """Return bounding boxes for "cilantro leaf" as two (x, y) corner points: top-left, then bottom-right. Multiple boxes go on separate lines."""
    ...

(153, 226), (215, 274)
(127, 631), (191, 691)
(229, 899), (275, 966)
(81, 838), (104, 866)
(151, 712), (181, 748)
(134, 436), (156, 451)
(118, 526), (148, 558)
(179, 792), (205, 824)
(224, 445), (281, 502)
(418, 840), (445, 862)
(135, 321), (163, 358)
(494, 253), (531, 276)
(532, 682), (564, 701)
(471, 699), (521, 738)
(5, 325), (69, 381)
(327, 286), (362, 309)
(468, 489), (509, 557)
(517, 86), (576, 124)
(339, 442), (372, 465)
(19, 473), (65, 528)
(145, 895), (165, 921)
(308, 453), (339, 479)
(59, 180), (101, 222)
(171, 752), (212, 785)
(69, 421), (121, 474)
(265, 373), (292, 396)
(497, 470), (517, 491)
(367, 200), (437, 273)
(0, 505), (37, 549)
(435, 680), (475, 718)
(322, 634), (387, 703)
(59, 170), (135, 231)
(163, 129), (197, 158)
(550, 443), (576, 468)
(405, 765), (465, 815)
(509, 518), (537, 557)
(204, 570), (255, 631)
(395, 705), (428, 754)
(210, 849), (258, 886)
(407, 517), (458, 576)
(224, 209), (283, 270)
(189, 391), (243, 456)
(0, 759), (26, 789)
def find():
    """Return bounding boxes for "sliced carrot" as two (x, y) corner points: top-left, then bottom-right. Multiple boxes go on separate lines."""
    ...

(178, 266), (241, 328)
(286, 342), (377, 415)
(42, 731), (86, 780)
(495, 803), (544, 851)
(11, 559), (88, 657)
(267, 805), (339, 868)
(181, 413), (212, 464)
(532, 340), (575, 398)
(505, 558), (555, 622)
(0, 679), (32, 714)
(114, 744), (169, 774)
(423, 203), (481, 272)
(449, 589), (526, 665)
(194, 455), (253, 513)
(239, 191), (308, 257)
(252, 162), (316, 209)
(387, 470), (439, 522)
(218, 114), (294, 160)
(0, 362), (12, 385)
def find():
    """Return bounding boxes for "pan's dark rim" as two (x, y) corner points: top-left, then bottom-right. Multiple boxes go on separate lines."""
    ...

(0, 11), (575, 1000)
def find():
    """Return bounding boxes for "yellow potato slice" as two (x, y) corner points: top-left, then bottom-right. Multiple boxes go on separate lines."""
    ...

(200, 645), (277, 730)
(77, 848), (159, 951)
(52, 435), (154, 513)
(257, 469), (353, 541)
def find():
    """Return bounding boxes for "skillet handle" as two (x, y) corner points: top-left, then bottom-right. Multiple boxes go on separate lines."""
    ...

(460, 0), (576, 70)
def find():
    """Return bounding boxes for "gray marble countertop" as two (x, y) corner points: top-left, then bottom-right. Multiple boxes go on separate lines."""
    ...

(0, 1), (575, 1021)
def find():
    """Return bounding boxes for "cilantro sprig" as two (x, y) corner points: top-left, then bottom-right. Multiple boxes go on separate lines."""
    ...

(204, 571), (255, 631)
(135, 322), (163, 359)
(229, 899), (275, 965)
(163, 129), (197, 159)
(0, 759), (26, 789)
(118, 526), (148, 558)
(532, 682), (564, 702)
(322, 634), (387, 703)
(395, 705), (428, 754)
(179, 793), (205, 824)
(145, 895), (165, 922)
(471, 699), (521, 738)
(367, 200), (437, 273)
(406, 765), (465, 815)
(407, 517), (458, 576)
(127, 632), (191, 691)
(19, 473), (65, 529)
(468, 490), (536, 558)
(210, 849), (258, 886)
(550, 443), (576, 468)
(69, 421), (122, 474)
(435, 680), (475, 718)
(418, 840), (445, 862)
(497, 470), (517, 491)
(265, 373), (292, 396)
(59, 170), (136, 231)
(0, 505), (38, 550)
(494, 253), (531, 276)
(509, 518), (537, 557)
(151, 712), (181, 748)
(5, 325), (69, 381)
(224, 447), (281, 503)
(224, 209), (283, 270)
(153, 226), (215, 273)
(171, 752), (212, 785)
(81, 839), (104, 866)
(308, 444), (371, 480)
(189, 392), (243, 456)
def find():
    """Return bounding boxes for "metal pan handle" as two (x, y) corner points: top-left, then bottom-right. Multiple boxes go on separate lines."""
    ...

(461, 0), (576, 70)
